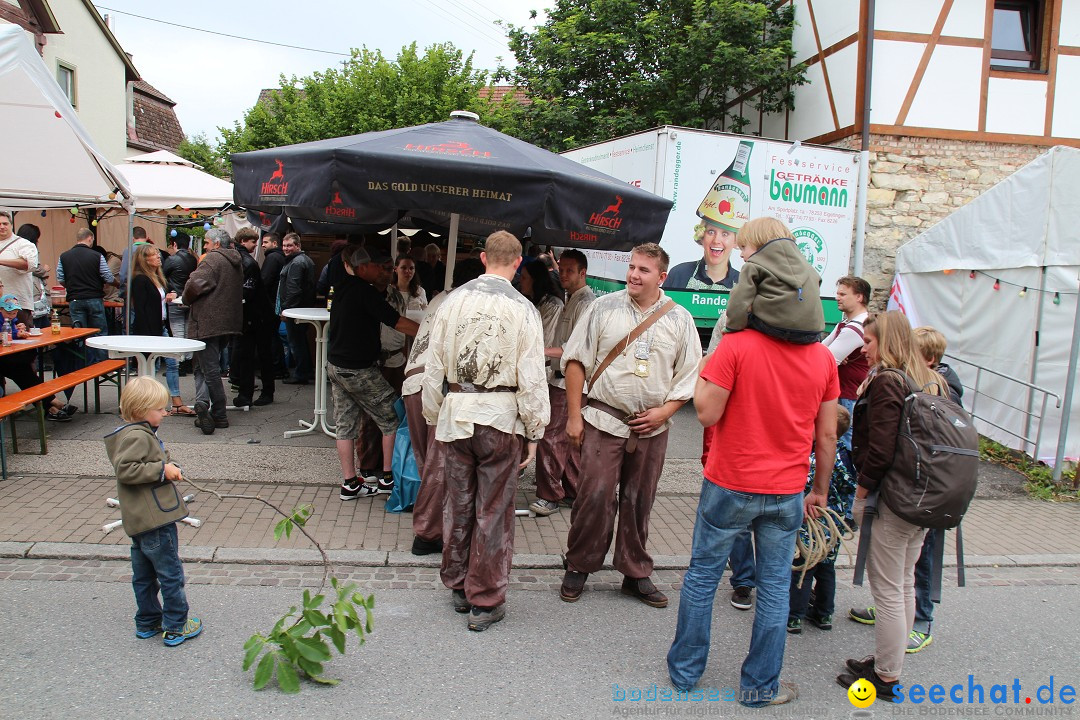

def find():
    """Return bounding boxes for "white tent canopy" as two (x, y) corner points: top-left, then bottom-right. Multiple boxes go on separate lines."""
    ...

(894, 146), (1080, 464)
(118, 150), (233, 210)
(0, 25), (132, 209)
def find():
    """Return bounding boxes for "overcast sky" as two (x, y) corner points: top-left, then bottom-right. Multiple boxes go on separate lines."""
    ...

(94, 1), (546, 143)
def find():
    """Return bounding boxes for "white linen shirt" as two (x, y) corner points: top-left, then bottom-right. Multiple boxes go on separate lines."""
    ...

(402, 290), (449, 397)
(561, 289), (701, 439)
(421, 274), (550, 442)
(0, 235), (39, 310)
(548, 284), (596, 388)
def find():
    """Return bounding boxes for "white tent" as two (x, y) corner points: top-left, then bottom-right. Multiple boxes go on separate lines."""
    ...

(0, 25), (133, 209)
(894, 145), (1080, 465)
(118, 150), (232, 210)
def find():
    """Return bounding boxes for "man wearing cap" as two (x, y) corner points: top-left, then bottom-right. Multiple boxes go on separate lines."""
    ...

(663, 217), (740, 291)
(183, 228), (243, 435)
(559, 243), (701, 609)
(530, 249), (595, 516)
(0, 211), (40, 326)
(57, 227), (117, 363)
(422, 230), (549, 632)
(327, 244), (418, 500)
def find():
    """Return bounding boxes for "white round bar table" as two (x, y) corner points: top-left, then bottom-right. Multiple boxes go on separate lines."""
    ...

(86, 335), (206, 376)
(281, 307), (334, 439)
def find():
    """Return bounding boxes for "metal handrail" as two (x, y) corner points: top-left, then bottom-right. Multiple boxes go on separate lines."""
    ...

(943, 353), (1063, 477)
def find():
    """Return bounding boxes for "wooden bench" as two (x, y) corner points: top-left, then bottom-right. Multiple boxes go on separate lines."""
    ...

(0, 359), (126, 479)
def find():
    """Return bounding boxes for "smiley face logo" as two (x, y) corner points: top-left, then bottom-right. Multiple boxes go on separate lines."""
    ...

(848, 678), (876, 708)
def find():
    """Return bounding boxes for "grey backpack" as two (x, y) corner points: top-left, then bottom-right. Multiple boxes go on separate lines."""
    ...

(876, 369), (979, 529)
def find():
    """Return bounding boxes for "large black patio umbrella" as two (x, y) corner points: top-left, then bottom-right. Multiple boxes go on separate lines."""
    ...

(231, 112), (673, 288)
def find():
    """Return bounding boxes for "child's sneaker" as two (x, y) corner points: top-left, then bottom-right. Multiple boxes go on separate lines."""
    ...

(786, 617), (802, 634)
(906, 630), (933, 653)
(372, 471), (394, 495)
(135, 625), (162, 639)
(163, 617), (203, 647)
(849, 605), (876, 624)
(808, 612), (833, 630)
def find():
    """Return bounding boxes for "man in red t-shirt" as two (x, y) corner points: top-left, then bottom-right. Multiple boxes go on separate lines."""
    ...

(667, 328), (839, 708)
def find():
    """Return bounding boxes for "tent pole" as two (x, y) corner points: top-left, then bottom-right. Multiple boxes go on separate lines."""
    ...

(391, 223), (399, 261)
(124, 209), (134, 334)
(1052, 276), (1080, 484)
(444, 213), (460, 293)
(1025, 266), (1048, 453)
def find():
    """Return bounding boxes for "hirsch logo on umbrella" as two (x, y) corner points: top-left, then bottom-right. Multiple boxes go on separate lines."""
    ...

(325, 190), (356, 219)
(586, 195), (624, 231)
(260, 159), (288, 200)
(404, 141), (492, 158)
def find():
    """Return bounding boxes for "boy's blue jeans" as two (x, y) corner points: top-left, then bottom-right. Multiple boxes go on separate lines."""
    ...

(131, 523), (189, 633)
(668, 481), (802, 707)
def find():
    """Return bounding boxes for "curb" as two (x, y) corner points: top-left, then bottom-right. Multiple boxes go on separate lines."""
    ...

(3, 541), (1079, 571)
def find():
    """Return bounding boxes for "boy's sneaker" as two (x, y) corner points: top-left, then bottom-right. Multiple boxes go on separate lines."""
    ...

(849, 605), (876, 624)
(786, 617), (802, 634)
(163, 617), (202, 647)
(340, 479), (378, 500)
(135, 625), (162, 639)
(807, 612), (833, 630)
(907, 630), (933, 653)
(730, 586), (753, 610)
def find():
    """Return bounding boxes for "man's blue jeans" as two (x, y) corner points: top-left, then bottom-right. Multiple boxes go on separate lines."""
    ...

(728, 528), (755, 589)
(913, 528), (937, 633)
(668, 481), (803, 707)
(68, 298), (108, 363)
(839, 397), (856, 450)
(130, 522), (189, 633)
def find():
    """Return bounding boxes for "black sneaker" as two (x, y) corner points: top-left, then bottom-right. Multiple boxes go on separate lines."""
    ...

(252, 394), (274, 406)
(786, 617), (802, 634)
(451, 589), (469, 614)
(730, 586), (753, 610)
(836, 667), (899, 702)
(374, 472), (394, 495)
(411, 536), (443, 556)
(808, 612), (833, 630)
(340, 480), (379, 500)
(232, 396), (252, 407)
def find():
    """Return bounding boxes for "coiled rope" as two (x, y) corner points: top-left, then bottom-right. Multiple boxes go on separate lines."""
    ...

(792, 507), (856, 589)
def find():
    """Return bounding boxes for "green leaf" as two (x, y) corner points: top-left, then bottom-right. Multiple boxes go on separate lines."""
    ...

(287, 619), (313, 637)
(307, 674), (340, 686)
(242, 637), (265, 670)
(297, 656), (323, 678)
(273, 516), (288, 541)
(328, 626), (346, 654)
(276, 657), (301, 694)
(295, 637), (332, 662)
(303, 609), (328, 628)
(253, 652), (275, 690)
(305, 593), (325, 610)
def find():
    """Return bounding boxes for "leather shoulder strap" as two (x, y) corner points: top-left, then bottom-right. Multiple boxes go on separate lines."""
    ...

(589, 299), (677, 388)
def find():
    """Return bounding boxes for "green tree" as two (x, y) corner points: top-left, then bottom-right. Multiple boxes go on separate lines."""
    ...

(176, 133), (229, 178)
(220, 42), (510, 157)
(498, 0), (806, 151)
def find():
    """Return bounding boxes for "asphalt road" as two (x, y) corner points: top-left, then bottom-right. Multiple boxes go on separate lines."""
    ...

(2, 566), (1077, 719)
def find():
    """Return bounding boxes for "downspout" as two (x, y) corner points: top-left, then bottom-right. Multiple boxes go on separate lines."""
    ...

(852, 0), (876, 277)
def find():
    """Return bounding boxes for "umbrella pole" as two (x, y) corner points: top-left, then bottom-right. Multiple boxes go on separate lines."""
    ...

(124, 209), (134, 334)
(444, 213), (460, 293)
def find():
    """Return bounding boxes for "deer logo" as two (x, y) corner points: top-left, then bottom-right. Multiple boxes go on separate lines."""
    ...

(602, 195), (623, 216)
(269, 159), (284, 182)
(331, 191), (343, 205)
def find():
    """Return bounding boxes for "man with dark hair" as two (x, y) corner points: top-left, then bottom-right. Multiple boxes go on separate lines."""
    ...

(328, 244), (418, 499)
(259, 233), (288, 378)
(164, 232), (198, 374)
(57, 227), (116, 362)
(231, 228), (276, 407)
(117, 225), (149, 288)
(530, 248), (595, 516)
(183, 229), (243, 435)
(822, 275), (871, 450)
(560, 243), (700, 609)
(277, 233), (316, 384)
(422, 231), (549, 632)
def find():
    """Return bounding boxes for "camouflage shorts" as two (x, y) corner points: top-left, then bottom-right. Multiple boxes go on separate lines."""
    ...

(327, 363), (399, 439)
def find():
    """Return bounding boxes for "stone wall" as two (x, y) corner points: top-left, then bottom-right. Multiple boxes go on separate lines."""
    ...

(829, 134), (1046, 308)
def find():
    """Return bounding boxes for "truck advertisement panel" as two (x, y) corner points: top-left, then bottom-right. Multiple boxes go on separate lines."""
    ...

(562, 127), (859, 328)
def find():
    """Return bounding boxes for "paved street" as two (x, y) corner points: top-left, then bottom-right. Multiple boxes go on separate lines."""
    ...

(1, 374), (1079, 718)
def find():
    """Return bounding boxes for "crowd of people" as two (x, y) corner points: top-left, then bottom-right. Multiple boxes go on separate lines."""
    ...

(6, 208), (962, 703)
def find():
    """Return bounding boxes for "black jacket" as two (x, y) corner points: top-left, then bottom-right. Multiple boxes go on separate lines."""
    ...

(261, 248), (287, 304)
(163, 249), (197, 296)
(130, 274), (167, 337)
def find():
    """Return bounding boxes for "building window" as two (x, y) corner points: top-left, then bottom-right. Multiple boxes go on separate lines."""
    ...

(991, 0), (1045, 70)
(57, 62), (76, 107)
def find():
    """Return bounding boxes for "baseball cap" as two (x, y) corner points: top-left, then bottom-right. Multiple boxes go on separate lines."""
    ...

(0, 294), (22, 312)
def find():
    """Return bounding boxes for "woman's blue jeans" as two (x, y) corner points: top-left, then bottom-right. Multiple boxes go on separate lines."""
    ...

(130, 522), (189, 633)
(668, 481), (803, 707)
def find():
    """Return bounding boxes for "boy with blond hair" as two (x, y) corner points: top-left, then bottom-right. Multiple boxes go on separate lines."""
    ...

(104, 376), (202, 647)
(723, 216), (824, 344)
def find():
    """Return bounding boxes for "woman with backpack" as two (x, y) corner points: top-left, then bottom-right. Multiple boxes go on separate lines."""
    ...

(837, 311), (946, 701)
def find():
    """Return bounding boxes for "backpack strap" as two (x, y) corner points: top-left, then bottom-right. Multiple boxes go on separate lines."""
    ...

(930, 528), (945, 604)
